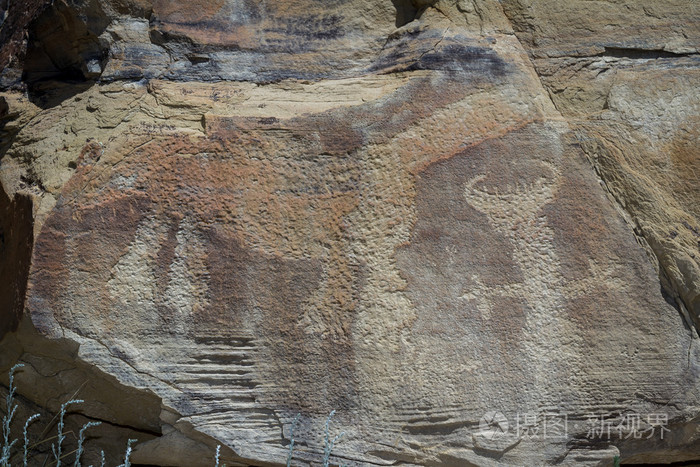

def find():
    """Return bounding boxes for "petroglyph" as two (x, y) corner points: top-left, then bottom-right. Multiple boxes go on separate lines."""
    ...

(107, 216), (170, 335)
(162, 219), (211, 336)
(462, 161), (625, 398)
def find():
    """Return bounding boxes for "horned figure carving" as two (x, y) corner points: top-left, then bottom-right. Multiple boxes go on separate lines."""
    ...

(461, 161), (561, 312)
(462, 161), (572, 395)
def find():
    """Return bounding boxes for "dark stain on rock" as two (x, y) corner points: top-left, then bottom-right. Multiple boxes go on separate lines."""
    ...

(371, 33), (508, 79)
(265, 14), (346, 42)
(257, 116), (278, 125)
(411, 44), (507, 75)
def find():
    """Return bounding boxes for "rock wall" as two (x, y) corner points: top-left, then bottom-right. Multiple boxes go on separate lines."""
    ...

(500, 0), (700, 334)
(1, 0), (698, 465)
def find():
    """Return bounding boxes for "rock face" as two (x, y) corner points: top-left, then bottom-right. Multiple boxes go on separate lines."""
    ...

(500, 0), (700, 337)
(0, 0), (698, 465)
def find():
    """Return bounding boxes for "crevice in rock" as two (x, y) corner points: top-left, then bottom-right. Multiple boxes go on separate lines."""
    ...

(0, 188), (33, 341)
(77, 412), (163, 438)
(0, 0), (51, 90)
(658, 258), (699, 338)
(22, 0), (109, 108)
(391, 0), (420, 27)
(598, 47), (697, 60)
(391, 0), (438, 27)
(0, 95), (19, 159)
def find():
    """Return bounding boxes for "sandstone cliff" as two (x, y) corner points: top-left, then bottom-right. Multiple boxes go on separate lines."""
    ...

(0, 0), (698, 465)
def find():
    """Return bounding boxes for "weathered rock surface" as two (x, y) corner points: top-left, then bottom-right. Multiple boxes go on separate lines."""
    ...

(0, 0), (698, 465)
(501, 0), (700, 337)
